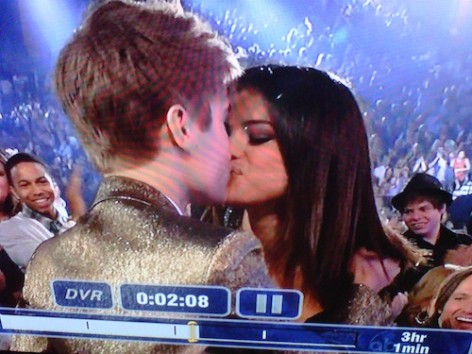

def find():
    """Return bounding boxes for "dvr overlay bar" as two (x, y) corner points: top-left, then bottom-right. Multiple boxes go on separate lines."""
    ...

(0, 308), (470, 353)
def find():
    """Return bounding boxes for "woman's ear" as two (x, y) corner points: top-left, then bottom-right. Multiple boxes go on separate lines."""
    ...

(166, 104), (191, 151)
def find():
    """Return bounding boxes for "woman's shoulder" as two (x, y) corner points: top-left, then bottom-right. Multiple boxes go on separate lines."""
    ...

(306, 284), (393, 326)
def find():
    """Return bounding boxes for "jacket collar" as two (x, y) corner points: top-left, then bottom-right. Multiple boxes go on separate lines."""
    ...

(93, 176), (180, 215)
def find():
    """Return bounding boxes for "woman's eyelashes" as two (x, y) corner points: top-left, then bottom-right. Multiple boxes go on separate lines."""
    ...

(226, 120), (276, 145)
(244, 121), (276, 145)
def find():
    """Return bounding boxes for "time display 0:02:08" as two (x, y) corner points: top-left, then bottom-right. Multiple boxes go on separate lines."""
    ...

(120, 284), (231, 316)
(136, 292), (209, 308)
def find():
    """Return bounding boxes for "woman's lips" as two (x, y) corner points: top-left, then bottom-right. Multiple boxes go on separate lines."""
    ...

(230, 162), (244, 175)
(230, 169), (243, 175)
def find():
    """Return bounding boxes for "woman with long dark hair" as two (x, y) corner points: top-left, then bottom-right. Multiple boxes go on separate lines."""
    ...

(224, 65), (423, 324)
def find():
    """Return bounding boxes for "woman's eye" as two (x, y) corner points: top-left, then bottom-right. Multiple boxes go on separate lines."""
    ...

(248, 134), (275, 145)
(245, 122), (275, 145)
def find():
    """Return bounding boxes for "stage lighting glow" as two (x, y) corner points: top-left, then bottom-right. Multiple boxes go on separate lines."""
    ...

(18, 0), (79, 59)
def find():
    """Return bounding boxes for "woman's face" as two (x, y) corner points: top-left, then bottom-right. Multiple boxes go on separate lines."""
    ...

(439, 274), (472, 330)
(226, 89), (288, 207)
(0, 163), (9, 205)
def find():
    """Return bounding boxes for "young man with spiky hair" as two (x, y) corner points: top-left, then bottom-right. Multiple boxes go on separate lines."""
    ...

(13, 1), (271, 353)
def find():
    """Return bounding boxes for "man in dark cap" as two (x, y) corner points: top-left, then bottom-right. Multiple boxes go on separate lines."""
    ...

(391, 173), (472, 292)
(392, 173), (472, 264)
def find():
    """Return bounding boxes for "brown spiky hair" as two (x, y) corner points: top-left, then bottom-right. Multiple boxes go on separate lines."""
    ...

(55, 0), (241, 172)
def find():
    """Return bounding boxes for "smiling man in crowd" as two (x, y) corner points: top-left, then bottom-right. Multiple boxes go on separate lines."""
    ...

(391, 172), (472, 291)
(0, 153), (73, 270)
(392, 173), (472, 264)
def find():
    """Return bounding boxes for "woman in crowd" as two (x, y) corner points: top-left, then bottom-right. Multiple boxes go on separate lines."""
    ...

(396, 244), (472, 327)
(0, 152), (24, 304)
(0, 151), (17, 222)
(224, 65), (423, 324)
(0, 151), (24, 350)
(395, 265), (455, 327)
(450, 150), (471, 190)
(428, 266), (472, 331)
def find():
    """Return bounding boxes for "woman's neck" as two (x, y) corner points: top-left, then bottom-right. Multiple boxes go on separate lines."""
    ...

(245, 204), (324, 320)
(246, 203), (284, 287)
(245, 205), (281, 249)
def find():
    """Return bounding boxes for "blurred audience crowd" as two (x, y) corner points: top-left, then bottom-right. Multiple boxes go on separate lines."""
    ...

(191, 0), (472, 227)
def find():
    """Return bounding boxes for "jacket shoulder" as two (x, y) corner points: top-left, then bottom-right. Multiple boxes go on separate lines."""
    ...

(208, 230), (274, 290)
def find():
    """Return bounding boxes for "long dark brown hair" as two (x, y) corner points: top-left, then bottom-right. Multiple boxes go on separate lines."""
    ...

(236, 65), (406, 310)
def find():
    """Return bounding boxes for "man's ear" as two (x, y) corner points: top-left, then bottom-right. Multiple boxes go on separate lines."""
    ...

(439, 204), (447, 218)
(441, 212), (450, 224)
(166, 104), (192, 151)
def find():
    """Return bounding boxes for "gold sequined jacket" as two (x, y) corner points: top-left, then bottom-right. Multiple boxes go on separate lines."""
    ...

(12, 176), (273, 354)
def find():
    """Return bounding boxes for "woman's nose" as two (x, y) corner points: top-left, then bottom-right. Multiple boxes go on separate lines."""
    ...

(229, 129), (247, 158)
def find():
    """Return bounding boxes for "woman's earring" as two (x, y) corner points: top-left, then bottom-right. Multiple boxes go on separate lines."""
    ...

(414, 311), (429, 325)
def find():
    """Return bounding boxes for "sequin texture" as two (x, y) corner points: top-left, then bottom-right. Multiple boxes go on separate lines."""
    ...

(12, 176), (273, 353)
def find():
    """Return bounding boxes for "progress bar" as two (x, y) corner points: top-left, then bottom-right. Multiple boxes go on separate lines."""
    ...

(0, 314), (199, 342)
(0, 308), (469, 353)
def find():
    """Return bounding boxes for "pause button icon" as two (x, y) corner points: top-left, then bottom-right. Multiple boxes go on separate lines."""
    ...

(256, 294), (283, 314)
(236, 288), (303, 319)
